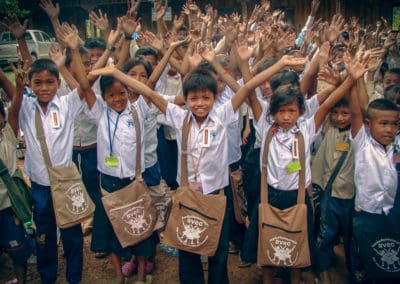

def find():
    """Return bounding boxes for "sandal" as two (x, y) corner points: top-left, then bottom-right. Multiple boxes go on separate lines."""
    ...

(122, 261), (137, 277)
(145, 261), (154, 274)
(94, 251), (109, 259)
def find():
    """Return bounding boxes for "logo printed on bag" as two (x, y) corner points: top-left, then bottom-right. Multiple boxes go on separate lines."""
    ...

(177, 215), (208, 247)
(122, 206), (152, 236)
(65, 183), (89, 215)
(371, 238), (400, 272)
(154, 202), (168, 222)
(267, 236), (298, 266)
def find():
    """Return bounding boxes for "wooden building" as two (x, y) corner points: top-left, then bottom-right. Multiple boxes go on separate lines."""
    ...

(19, 0), (400, 39)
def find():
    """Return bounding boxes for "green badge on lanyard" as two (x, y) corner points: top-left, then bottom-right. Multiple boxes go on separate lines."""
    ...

(287, 160), (301, 174)
(105, 156), (119, 167)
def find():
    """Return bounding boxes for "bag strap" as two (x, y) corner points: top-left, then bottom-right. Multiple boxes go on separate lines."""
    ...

(35, 108), (53, 167)
(180, 112), (191, 187)
(325, 139), (350, 194)
(130, 105), (142, 180)
(260, 125), (306, 205)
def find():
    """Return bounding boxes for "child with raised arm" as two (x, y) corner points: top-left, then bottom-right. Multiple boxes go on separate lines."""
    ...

(245, 54), (368, 284)
(89, 54), (307, 284)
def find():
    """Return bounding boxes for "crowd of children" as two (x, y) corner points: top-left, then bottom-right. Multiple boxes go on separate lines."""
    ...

(1, 0), (400, 283)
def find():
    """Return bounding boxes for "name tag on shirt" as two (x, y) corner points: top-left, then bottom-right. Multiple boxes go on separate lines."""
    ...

(105, 156), (119, 167)
(335, 141), (349, 152)
(202, 128), (211, 148)
(51, 110), (60, 128)
(287, 160), (302, 174)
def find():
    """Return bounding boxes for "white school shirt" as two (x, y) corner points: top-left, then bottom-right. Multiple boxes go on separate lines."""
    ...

(351, 125), (398, 214)
(214, 85), (242, 165)
(165, 101), (236, 194)
(19, 89), (84, 186)
(90, 96), (148, 178)
(256, 110), (316, 190)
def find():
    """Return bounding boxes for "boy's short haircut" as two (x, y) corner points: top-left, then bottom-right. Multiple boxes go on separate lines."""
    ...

(84, 38), (106, 50)
(366, 98), (400, 119)
(182, 69), (218, 98)
(122, 56), (153, 78)
(65, 46), (90, 68)
(100, 75), (119, 98)
(135, 46), (158, 59)
(331, 98), (350, 110)
(28, 58), (59, 81)
(386, 68), (400, 76)
(384, 84), (400, 105)
(270, 69), (300, 91)
(255, 58), (278, 75)
(197, 60), (217, 75)
(268, 84), (305, 116)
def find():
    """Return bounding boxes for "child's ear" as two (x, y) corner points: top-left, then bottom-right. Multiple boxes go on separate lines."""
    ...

(364, 118), (370, 129)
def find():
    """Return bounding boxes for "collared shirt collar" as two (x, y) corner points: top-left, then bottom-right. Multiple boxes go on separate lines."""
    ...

(33, 94), (61, 112)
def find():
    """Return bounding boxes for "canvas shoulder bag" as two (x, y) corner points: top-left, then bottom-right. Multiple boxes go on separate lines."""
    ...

(101, 106), (158, 248)
(257, 126), (311, 268)
(230, 167), (247, 224)
(35, 109), (95, 229)
(161, 114), (227, 256)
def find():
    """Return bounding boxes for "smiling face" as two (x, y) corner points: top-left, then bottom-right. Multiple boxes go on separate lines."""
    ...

(103, 81), (129, 113)
(30, 70), (60, 109)
(126, 64), (149, 99)
(273, 101), (301, 130)
(185, 88), (215, 125)
(330, 105), (352, 130)
(366, 109), (399, 146)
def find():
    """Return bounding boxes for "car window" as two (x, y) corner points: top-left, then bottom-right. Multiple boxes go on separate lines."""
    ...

(34, 31), (43, 42)
(41, 32), (51, 41)
(1, 32), (10, 42)
(25, 32), (32, 40)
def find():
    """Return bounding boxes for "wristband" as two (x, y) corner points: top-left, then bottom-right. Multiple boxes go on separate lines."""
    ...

(124, 35), (132, 41)
(106, 44), (116, 52)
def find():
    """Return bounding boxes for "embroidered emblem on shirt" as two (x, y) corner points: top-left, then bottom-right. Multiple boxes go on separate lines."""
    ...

(127, 119), (134, 128)
(210, 130), (217, 140)
(371, 238), (400, 272)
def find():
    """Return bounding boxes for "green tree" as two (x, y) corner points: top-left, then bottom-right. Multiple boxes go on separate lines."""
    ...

(0, 0), (30, 18)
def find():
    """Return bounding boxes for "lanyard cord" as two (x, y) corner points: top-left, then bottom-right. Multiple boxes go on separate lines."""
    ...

(188, 118), (211, 181)
(107, 109), (120, 156)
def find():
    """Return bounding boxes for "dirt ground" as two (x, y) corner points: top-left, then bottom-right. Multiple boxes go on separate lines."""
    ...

(0, 236), (348, 284)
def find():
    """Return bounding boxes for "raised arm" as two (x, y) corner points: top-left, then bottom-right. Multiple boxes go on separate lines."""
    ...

(234, 55), (307, 116)
(90, 65), (168, 113)
(56, 23), (96, 108)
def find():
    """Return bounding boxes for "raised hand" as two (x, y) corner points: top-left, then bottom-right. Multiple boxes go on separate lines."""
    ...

(144, 31), (164, 51)
(120, 15), (139, 37)
(170, 35), (191, 49)
(198, 42), (215, 62)
(107, 19), (122, 46)
(310, 0), (320, 16)
(173, 14), (185, 31)
(56, 22), (81, 50)
(326, 14), (345, 43)
(154, 0), (168, 20)
(89, 9), (109, 32)
(317, 64), (341, 87)
(48, 43), (66, 68)
(1, 14), (28, 39)
(10, 57), (30, 87)
(280, 55), (307, 67)
(343, 51), (368, 80)
(235, 39), (255, 62)
(39, 0), (60, 20)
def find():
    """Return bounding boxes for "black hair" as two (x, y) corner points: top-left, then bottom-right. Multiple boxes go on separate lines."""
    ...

(197, 60), (217, 75)
(0, 100), (5, 119)
(65, 46), (90, 67)
(268, 84), (305, 116)
(386, 68), (400, 76)
(84, 38), (106, 50)
(28, 58), (59, 80)
(384, 84), (400, 105)
(135, 46), (158, 59)
(270, 69), (300, 91)
(366, 98), (399, 119)
(331, 98), (350, 110)
(100, 75), (118, 98)
(182, 69), (217, 98)
(255, 58), (278, 75)
(122, 56), (153, 78)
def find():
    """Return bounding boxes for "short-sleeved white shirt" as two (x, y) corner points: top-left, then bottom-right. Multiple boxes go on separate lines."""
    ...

(165, 101), (236, 194)
(90, 96), (148, 178)
(351, 125), (398, 214)
(19, 89), (84, 185)
(256, 110), (316, 190)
